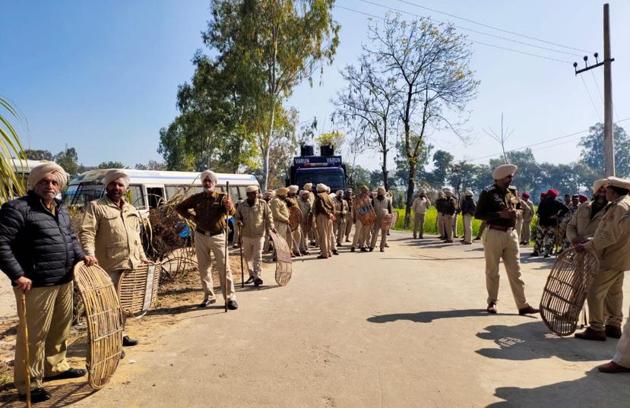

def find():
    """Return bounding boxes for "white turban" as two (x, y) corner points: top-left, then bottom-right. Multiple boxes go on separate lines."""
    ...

(246, 185), (259, 193)
(465, 190), (473, 196)
(200, 170), (218, 184)
(377, 186), (386, 195)
(492, 164), (518, 180)
(102, 169), (129, 188)
(592, 178), (608, 193)
(316, 183), (327, 193)
(27, 161), (67, 190)
(606, 176), (630, 191)
(303, 183), (313, 191)
(288, 185), (299, 194)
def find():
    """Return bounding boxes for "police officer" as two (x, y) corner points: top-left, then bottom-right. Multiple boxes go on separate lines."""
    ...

(474, 164), (539, 315)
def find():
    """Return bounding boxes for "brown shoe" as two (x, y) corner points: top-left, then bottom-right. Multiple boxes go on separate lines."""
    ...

(606, 325), (622, 339)
(486, 303), (497, 314)
(598, 361), (630, 373)
(518, 306), (540, 315)
(575, 328), (606, 341)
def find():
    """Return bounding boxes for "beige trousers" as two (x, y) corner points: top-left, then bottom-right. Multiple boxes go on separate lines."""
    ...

(482, 228), (528, 309)
(291, 226), (302, 254)
(299, 222), (310, 252)
(614, 303), (630, 368)
(242, 235), (264, 279)
(345, 213), (353, 241)
(515, 215), (523, 243)
(437, 213), (445, 237)
(521, 218), (532, 243)
(333, 217), (345, 246)
(463, 214), (473, 243)
(443, 214), (453, 241)
(370, 221), (387, 250)
(413, 213), (425, 238)
(352, 219), (369, 248)
(14, 282), (73, 393)
(317, 214), (332, 257)
(587, 269), (625, 331)
(194, 231), (236, 301)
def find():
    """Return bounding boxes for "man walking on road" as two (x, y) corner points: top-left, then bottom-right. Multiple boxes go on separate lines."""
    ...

(370, 187), (393, 252)
(79, 169), (148, 347)
(460, 190), (476, 245)
(344, 188), (354, 243)
(474, 164), (539, 316)
(0, 162), (89, 403)
(314, 184), (335, 258)
(411, 191), (430, 239)
(176, 170), (238, 310)
(333, 190), (348, 247)
(236, 185), (275, 287)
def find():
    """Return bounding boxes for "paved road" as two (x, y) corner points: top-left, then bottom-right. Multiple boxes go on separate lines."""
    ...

(64, 232), (630, 407)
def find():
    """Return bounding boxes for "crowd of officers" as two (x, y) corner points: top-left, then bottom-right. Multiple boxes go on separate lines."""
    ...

(3, 161), (630, 403)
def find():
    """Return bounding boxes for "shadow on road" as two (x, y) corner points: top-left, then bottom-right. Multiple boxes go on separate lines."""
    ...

(488, 369), (630, 407)
(367, 309), (521, 324)
(0, 381), (96, 408)
(476, 321), (617, 362)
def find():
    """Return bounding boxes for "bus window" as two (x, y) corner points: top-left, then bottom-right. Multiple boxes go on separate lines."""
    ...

(229, 186), (240, 202)
(147, 187), (165, 209)
(128, 185), (146, 209)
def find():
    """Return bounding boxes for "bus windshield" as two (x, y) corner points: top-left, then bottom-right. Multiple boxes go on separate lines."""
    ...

(64, 183), (105, 208)
(295, 168), (345, 192)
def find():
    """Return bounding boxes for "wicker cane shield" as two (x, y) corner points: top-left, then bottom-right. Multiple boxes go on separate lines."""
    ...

(540, 248), (599, 336)
(269, 230), (292, 286)
(117, 264), (162, 318)
(74, 262), (124, 389)
(355, 196), (376, 226)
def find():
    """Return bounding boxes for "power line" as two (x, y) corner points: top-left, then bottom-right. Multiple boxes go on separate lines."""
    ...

(395, 0), (591, 54)
(335, 4), (572, 64)
(579, 75), (601, 118)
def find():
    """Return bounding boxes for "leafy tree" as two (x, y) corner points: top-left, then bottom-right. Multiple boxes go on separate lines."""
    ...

(24, 149), (54, 161)
(368, 15), (479, 226)
(97, 161), (126, 169)
(207, 0), (340, 189)
(334, 51), (399, 190)
(578, 123), (630, 177)
(135, 160), (166, 171)
(54, 147), (79, 175)
(346, 164), (371, 190)
(426, 150), (454, 188)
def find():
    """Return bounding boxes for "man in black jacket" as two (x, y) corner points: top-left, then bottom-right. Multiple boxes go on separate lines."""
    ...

(533, 189), (569, 257)
(0, 162), (93, 403)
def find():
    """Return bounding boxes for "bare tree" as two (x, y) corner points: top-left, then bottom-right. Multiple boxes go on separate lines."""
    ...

(483, 113), (514, 164)
(333, 53), (400, 190)
(369, 15), (479, 226)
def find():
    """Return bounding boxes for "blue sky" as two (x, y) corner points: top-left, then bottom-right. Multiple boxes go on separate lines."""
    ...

(1, 0), (629, 171)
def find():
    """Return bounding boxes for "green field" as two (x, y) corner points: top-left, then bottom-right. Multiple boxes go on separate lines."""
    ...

(393, 207), (537, 240)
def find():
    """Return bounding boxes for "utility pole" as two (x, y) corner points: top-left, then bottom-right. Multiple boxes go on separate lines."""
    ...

(573, 3), (614, 176)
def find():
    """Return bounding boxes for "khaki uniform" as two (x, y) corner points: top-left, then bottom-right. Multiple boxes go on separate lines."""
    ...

(370, 196), (392, 250)
(352, 193), (372, 249)
(411, 197), (430, 238)
(79, 197), (148, 288)
(236, 198), (274, 279)
(583, 195), (630, 332)
(270, 197), (291, 251)
(520, 199), (534, 243)
(314, 192), (334, 257)
(333, 196), (348, 246)
(298, 196), (312, 253)
(344, 195), (354, 242)
(286, 195), (302, 254)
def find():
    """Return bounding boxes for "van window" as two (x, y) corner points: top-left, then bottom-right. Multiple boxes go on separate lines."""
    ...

(238, 186), (247, 199)
(229, 186), (240, 202)
(128, 185), (145, 209)
(147, 187), (165, 209)
(166, 185), (203, 199)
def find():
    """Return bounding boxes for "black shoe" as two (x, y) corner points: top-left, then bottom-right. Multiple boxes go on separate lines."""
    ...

(518, 306), (540, 315)
(350, 247), (356, 252)
(45, 368), (86, 381)
(227, 299), (239, 310)
(123, 335), (139, 347)
(486, 303), (497, 314)
(332, 250), (339, 255)
(19, 387), (51, 403)
(360, 247), (368, 252)
(606, 325), (622, 339)
(244, 276), (255, 284)
(199, 298), (217, 308)
(380, 248), (384, 252)
(369, 247), (374, 252)
(317, 254), (328, 259)
(474, 237), (481, 241)
(530, 252), (539, 257)
(254, 277), (263, 287)
(575, 328), (607, 341)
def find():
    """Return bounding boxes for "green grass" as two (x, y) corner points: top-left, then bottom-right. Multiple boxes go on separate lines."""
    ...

(393, 207), (482, 237)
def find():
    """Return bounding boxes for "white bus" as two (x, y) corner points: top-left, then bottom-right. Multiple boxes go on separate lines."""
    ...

(64, 169), (259, 211)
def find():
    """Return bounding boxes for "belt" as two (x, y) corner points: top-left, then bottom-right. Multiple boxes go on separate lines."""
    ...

(488, 224), (513, 232)
(195, 228), (223, 237)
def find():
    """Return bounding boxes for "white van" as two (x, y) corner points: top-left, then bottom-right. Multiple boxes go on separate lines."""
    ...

(64, 169), (259, 212)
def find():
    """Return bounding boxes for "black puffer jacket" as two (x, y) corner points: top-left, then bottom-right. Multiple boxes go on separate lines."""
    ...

(0, 191), (85, 287)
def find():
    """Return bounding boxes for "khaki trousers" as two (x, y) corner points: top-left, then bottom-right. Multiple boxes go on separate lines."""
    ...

(613, 303), (630, 368)
(317, 214), (332, 257)
(352, 219), (369, 248)
(587, 269), (625, 331)
(413, 213), (425, 238)
(291, 226), (302, 254)
(515, 215), (523, 243)
(443, 214), (453, 241)
(463, 214), (473, 243)
(344, 213), (353, 241)
(482, 228), (529, 309)
(521, 218), (532, 243)
(194, 231), (236, 301)
(14, 282), (73, 394)
(299, 222), (310, 252)
(242, 235), (264, 279)
(334, 217), (345, 246)
(370, 223), (387, 250)
(437, 213), (445, 237)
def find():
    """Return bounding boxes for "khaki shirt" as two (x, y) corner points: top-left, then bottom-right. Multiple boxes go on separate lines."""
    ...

(566, 201), (605, 243)
(584, 195), (630, 271)
(333, 196), (348, 217)
(521, 199), (534, 221)
(298, 197), (312, 223)
(270, 197), (290, 225)
(373, 196), (392, 219)
(236, 199), (274, 238)
(412, 197), (430, 215)
(79, 196), (147, 273)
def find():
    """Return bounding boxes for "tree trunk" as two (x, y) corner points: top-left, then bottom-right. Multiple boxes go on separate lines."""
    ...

(404, 160), (416, 229)
(263, 102), (276, 191)
(382, 149), (388, 191)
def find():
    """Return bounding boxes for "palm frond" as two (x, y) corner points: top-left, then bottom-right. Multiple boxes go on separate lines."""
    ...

(0, 97), (26, 203)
